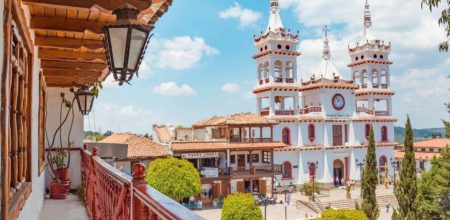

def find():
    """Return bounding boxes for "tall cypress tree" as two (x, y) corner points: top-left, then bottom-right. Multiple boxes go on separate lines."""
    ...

(361, 126), (379, 220)
(393, 116), (417, 220)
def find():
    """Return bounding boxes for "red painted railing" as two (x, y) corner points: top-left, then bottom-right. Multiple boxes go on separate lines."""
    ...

(275, 110), (295, 115)
(259, 79), (263, 85)
(299, 106), (322, 114)
(260, 110), (269, 116)
(82, 146), (203, 220)
(357, 107), (374, 115)
(375, 111), (389, 116)
(381, 84), (388, 89)
(285, 78), (294, 83)
(274, 77), (282, 83)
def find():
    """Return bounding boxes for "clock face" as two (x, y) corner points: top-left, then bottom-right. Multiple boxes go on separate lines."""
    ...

(332, 94), (345, 110)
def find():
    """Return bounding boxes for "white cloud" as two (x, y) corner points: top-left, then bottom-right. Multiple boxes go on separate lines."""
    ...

(221, 83), (240, 93)
(152, 82), (196, 96)
(146, 36), (218, 71)
(219, 2), (262, 28)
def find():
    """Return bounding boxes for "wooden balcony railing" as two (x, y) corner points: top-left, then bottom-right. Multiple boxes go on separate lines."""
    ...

(361, 84), (368, 89)
(356, 107), (374, 115)
(82, 145), (203, 220)
(274, 77), (282, 83)
(285, 78), (294, 83)
(381, 84), (388, 89)
(260, 110), (269, 116)
(275, 109), (295, 116)
(372, 83), (379, 88)
(230, 137), (272, 143)
(375, 111), (389, 116)
(299, 106), (322, 115)
(228, 164), (282, 176)
(265, 78), (270, 83)
(259, 79), (263, 85)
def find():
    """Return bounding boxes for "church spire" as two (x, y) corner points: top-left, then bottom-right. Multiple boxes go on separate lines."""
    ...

(266, 0), (284, 33)
(322, 25), (331, 60)
(363, 0), (374, 40)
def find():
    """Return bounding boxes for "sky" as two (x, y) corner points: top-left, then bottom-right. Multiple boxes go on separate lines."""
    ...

(84, 0), (450, 135)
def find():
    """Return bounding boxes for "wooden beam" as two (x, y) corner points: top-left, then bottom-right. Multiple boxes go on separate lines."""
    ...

(41, 60), (106, 71)
(38, 48), (106, 61)
(45, 77), (99, 87)
(30, 16), (105, 34)
(35, 36), (104, 50)
(22, 0), (152, 12)
(43, 68), (103, 78)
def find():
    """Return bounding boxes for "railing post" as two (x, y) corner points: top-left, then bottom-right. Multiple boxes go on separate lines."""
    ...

(132, 163), (157, 220)
(91, 147), (98, 219)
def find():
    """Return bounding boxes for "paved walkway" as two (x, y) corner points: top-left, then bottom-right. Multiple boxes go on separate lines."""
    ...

(39, 194), (89, 220)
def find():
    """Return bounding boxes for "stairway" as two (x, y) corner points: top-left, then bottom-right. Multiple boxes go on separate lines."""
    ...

(330, 195), (398, 210)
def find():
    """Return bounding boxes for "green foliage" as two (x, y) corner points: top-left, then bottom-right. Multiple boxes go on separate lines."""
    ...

(434, 146), (450, 218)
(394, 126), (446, 144)
(361, 126), (379, 220)
(84, 131), (106, 141)
(317, 209), (368, 220)
(394, 116), (418, 220)
(355, 201), (361, 210)
(74, 185), (85, 202)
(146, 157), (201, 201)
(416, 169), (442, 219)
(49, 148), (68, 169)
(303, 182), (322, 196)
(221, 193), (262, 220)
(421, 0), (450, 51)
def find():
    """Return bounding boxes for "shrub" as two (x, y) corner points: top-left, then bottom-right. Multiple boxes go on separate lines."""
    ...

(317, 209), (368, 220)
(303, 182), (321, 196)
(146, 157), (201, 201)
(221, 193), (262, 220)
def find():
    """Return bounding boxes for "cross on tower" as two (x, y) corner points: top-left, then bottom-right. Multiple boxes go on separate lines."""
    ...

(322, 25), (330, 39)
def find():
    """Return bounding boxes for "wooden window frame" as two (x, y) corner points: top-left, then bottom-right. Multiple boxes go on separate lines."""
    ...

(262, 151), (270, 164)
(282, 161), (292, 180)
(246, 154), (259, 163)
(38, 72), (46, 175)
(1, 0), (35, 219)
(230, 155), (236, 164)
(282, 127), (290, 145)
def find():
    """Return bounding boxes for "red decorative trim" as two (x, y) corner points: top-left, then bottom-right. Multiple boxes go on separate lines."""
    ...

(308, 124), (315, 142)
(282, 161), (292, 179)
(332, 93), (345, 110)
(282, 127), (291, 145)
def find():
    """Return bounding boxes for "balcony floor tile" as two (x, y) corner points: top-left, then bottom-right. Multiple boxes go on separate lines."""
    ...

(39, 194), (89, 220)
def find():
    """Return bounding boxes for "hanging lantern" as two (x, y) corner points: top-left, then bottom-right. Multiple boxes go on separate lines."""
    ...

(75, 85), (95, 115)
(103, 4), (154, 85)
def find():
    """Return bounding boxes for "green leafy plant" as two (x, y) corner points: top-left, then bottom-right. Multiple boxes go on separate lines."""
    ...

(49, 148), (68, 169)
(74, 185), (85, 202)
(361, 126), (379, 220)
(317, 209), (368, 220)
(221, 193), (263, 220)
(303, 182), (321, 196)
(421, 0), (450, 51)
(146, 157), (201, 201)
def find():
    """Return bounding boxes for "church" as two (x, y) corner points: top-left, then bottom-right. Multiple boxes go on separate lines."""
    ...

(255, 0), (397, 186)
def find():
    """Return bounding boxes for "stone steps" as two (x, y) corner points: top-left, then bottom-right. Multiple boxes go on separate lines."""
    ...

(329, 195), (398, 210)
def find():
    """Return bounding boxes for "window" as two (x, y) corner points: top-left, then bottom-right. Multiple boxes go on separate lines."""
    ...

(230, 155), (236, 164)
(308, 124), (315, 142)
(381, 126), (388, 142)
(202, 158), (215, 167)
(38, 72), (47, 175)
(282, 161), (292, 179)
(344, 124), (348, 143)
(379, 156), (387, 171)
(1, 6), (34, 219)
(419, 161), (425, 170)
(365, 124), (371, 140)
(262, 151), (271, 163)
(246, 154), (259, 163)
(282, 127), (290, 145)
(286, 45), (290, 50)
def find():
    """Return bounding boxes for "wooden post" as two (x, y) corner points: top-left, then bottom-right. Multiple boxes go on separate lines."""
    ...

(132, 163), (155, 220)
(260, 127), (263, 142)
(90, 147), (98, 219)
(270, 126), (273, 141)
(271, 150), (274, 172)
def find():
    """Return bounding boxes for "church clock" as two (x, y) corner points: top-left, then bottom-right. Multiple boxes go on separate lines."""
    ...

(332, 94), (345, 110)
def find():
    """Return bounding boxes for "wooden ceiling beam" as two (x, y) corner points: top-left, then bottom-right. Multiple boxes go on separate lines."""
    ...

(22, 0), (152, 12)
(38, 48), (106, 61)
(45, 77), (98, 88)
(31, 16), (105, 34)
(43, 68), (103, 78)
(41, 60), (107, 71)
(36, 36), (104, 50)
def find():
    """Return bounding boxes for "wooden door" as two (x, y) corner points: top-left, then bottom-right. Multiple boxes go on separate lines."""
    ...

(221, 180), (229, 198)
(333, 125), (343, 146)
(258, 180), (266, 194)
(237, 181), (245, 193)
(237, 155), (245, 169)
(213, 183), (220, 199)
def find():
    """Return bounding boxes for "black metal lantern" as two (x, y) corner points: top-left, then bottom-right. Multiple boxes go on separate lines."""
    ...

(103, 4), (154, 85)
(75, 85), (95, 115)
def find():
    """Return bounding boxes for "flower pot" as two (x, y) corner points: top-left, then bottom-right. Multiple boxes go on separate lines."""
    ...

(49, 180), (67, 199)
(54, 168), (71, 193)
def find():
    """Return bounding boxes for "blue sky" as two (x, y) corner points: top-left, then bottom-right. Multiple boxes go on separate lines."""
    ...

(85, 0), (450, 134)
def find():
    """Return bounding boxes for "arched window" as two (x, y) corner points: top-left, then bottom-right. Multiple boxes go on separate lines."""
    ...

(353, 71), (360, 86)
(361, 70), (368, 88)
(282, 161), (292, 179)
(257, 64), (263, 80)
(381, 126), (388, 142)
(365, 124), (371, 140)
(308, 124), (315, 142)
(285, 61), (293, 79)
(264, 62), (270, 79)
(282, 128), (290, 145)
(371, 69), (378, 88)
(379, 156), (387, 172)
(274, 60), (283, 81)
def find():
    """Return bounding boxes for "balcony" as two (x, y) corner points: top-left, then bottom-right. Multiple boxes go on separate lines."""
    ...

(285, 78), (294, 83)
(81, 146), (203, 220)
(375, 111), (389, 116)
(373, 83), (379, 88)
(356, 107), (374, 115)
(361, 84), (368, 89)
(230, 137), (272, 143)
(275, 109), (295, 116)
(274, 77), (283, 83)
(259, 79), (263, 85)
(265, 78), (270, 83)
(229, 165), (282, 177)
(299, 106), (322, 115)
(260, 110), (269, 116)
(381, 84), (388, 89)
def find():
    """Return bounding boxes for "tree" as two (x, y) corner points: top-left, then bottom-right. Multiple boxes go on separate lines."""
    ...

(444, 102), (450, 137)
(361, 126), (379, 220)
(416, 167), (442, 219)
(146, 157), (201, 201)
(317, 209), (368, 220)
(434, 147), (450, 219)
(221, 193), (262, 220)
(393, 116), (417, 220)
(421, 0), (450, 51)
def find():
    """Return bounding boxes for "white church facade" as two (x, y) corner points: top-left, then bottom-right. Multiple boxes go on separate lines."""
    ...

(255, 0), (397, 187)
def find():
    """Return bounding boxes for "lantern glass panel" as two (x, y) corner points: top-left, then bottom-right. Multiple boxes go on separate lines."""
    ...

(85, 94), (94, 112)
(108, 27), (128, 69)
(78, 94), (87, 113)
(128, 28), (147, 71)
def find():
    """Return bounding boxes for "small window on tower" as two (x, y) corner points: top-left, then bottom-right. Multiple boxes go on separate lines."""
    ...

(356, 57), (359, 61)
(265, 45), (268, 50)
(277, 44), (282, 49)
(380, 55), (384, 59)
(361, 55), (364, 59)
(373, 54), (377, 59)
(286, 45), (290, 50)
(260, 48), (263, 52)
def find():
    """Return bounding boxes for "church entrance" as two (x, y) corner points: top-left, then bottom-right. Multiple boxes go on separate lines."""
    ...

(333, 159), (344, 187)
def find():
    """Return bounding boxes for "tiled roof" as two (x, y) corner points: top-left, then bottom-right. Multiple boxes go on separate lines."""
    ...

(299, 78), (358, 91)
(394, 151), (440, 161)
(171, 141), (287, 152)
(153, 126), (171, 143)
(100, 133), (168, 158)
(193, 113), (278, 128)
(353, 116), (398, 122)
(414, 138), (450, 149)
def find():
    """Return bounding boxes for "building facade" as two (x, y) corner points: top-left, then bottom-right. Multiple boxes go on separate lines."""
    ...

(253, 0), (397, 187)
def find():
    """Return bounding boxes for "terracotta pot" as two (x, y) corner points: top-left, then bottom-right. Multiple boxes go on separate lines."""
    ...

(49, 180), (67, 199)
(54, 168), (71, 194)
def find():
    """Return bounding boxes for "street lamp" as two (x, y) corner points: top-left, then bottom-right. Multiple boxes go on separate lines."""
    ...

(275, 182), (294, 220)
(390, 157), (397, 188)
(307, 161), (319, 201)
(437, 192), (450, 220)
(103, 4), (154, 85)
(355, 158), (365, 197)
(74, 85), (95, 115)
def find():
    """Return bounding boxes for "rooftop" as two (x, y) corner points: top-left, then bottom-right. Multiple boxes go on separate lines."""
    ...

(193, 113), (278, 128)
(171, 141), (287, 153)
(99, 133), (168, 158)
(413, 138), (450, 149)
